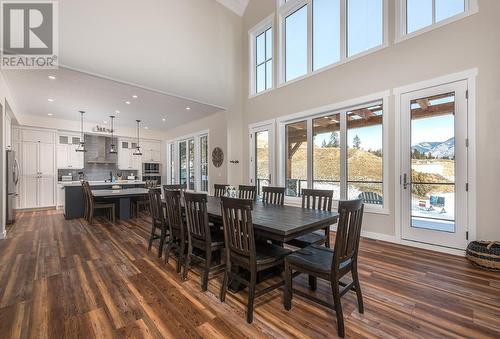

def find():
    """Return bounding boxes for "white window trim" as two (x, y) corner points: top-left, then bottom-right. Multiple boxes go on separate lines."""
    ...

(395, 0), (479, 44)
(276, 90), (390, 214)
(276, 0), (389, 88)
(166, 129), (209, 193)
(248, 119), (277, 188)
(248, 14), (275, 98)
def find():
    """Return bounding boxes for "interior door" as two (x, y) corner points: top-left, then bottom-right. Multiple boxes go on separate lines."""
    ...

(249, 123), (275, 195)
(400, 80), (468, 249)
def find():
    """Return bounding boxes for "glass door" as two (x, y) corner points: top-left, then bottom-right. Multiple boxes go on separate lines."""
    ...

(400, 80), (468, 249)
(249, 123), (275, 196)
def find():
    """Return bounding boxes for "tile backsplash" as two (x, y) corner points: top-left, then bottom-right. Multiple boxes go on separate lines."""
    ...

(58, 167), (138, 181)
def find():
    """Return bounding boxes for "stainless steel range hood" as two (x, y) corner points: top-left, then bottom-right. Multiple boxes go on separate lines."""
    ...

(84, 134), (117, 164)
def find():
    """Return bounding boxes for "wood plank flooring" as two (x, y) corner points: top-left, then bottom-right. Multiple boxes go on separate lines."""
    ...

(1, 210), (499, 338)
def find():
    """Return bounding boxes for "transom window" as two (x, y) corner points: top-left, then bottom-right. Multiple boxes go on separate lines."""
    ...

(282, 100), (386, 208)
(399, 0), (478, 39)
(249, 15), (274, 95)
(278, 0), (386, 84)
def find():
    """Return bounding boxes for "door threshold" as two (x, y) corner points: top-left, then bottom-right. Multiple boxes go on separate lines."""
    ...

(400, 239), (466, 257)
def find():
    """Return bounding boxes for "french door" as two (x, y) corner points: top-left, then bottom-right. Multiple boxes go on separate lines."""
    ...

(249, 123), (275, 196)
(400, 80), (468, 249)
(179, 138), (195, 190)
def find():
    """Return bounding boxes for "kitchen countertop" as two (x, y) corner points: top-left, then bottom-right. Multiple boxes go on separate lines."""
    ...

(58, 180), (146, 187)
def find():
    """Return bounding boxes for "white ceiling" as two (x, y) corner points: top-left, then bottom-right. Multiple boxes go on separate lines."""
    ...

(216, 0), (250, 16)
(3, 68), (223, 131)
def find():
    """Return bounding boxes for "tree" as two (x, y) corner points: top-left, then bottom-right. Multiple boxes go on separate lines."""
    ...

(327, 132), (339, 147)
(353, 134), (361, 149)
(321, 140), (327, 148)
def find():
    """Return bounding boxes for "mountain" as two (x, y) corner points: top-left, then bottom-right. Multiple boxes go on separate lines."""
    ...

(412, 138), (455, 159)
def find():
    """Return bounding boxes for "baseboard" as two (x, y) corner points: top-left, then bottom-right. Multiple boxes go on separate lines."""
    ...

(360, 230), (398, 243)
(0, 229), (6, 240)
(15, 206), (56, 212)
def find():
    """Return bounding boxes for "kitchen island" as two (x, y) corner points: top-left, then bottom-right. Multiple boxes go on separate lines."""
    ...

(60, 181), (147, 219)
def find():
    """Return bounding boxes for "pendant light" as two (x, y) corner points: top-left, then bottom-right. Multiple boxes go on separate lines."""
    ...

(133, 119), (142, 156)
(75, 110), (87, 152)
(109, 115), (117, 154)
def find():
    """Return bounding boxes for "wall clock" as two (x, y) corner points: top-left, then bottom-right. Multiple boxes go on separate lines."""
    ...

(212, 147), (224, 168)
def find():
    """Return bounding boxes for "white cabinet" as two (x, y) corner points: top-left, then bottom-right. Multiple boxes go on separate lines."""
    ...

(5, 113), (12, 149)
(19, 130), (56, 209)
(118, 139), (140, 170)
(57, 134), (84, 169)
(22, 129), (54, 143)
(141, 141), (161, 163)
(57, 184), (65, 210)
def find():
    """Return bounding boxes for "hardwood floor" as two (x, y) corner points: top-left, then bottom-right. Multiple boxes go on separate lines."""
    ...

(1, 210), (499, 338)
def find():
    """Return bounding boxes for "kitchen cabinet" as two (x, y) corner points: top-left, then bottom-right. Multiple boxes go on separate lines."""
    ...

(57, 183), (65, 210)
(118, 139), (140, 170)
(5, 113), (12, 149)
(57, 134), (84, 169)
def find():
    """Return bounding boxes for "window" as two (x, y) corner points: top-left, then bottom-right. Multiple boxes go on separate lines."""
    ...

(249, 15), (274, 96)
(168, 131), (209, 192)
(280, 99), (386, 209)
(285, 5), (308, 81)
(277, 0), (386, 85)
(285, 121), (308, 196)
(313, 0), (340, 70)
(401, 0), (475, 38)
(347, 0), (383, 57)
(200, 135), (208, 192)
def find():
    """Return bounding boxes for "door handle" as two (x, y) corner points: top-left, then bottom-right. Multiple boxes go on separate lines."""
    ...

(403, 173), (408, 189)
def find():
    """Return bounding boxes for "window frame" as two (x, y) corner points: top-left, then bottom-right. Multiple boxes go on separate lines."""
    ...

(395, 0), (478, 43)
(249, 14), (275, 97)
(276, 91), (390, 214)
(277, 0), (388, 87)
(166, 129), (209, 193)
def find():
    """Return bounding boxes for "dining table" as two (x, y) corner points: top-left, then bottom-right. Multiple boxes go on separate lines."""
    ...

(92, 188), (149, 220)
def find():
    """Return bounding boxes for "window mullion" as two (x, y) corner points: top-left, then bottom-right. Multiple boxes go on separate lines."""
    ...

(307, 118), (313, 189)
(432, 0), (436, 24)
(340, 111), (347, 200)
(340, 0), (347, 60)
(307, 0), (313, 74)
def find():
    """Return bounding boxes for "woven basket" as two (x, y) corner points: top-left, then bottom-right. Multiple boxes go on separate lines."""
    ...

(466, 241), (500, 271)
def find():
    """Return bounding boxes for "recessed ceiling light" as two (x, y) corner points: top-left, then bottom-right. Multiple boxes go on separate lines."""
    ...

(47, 113), (53, 116)
(125, 101), (131, 105)
(132, 95), (138, 99)
(162, 118), (166, 122)
(115, 110), (120, 114)
(48, 75), (56, 80)
(47, 98), (54, 102)
(186, 106), (191, 110)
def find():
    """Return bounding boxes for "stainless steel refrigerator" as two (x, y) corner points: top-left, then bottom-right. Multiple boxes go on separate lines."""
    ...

(6, 149), (19, 224)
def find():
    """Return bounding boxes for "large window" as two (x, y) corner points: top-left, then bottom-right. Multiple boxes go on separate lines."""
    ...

(167, 131), (209, 192)
(256, 28), (273, 93)
(401, 0), (476, 38)
(278, 0), (385, 85)
(281, 100), (386, 208)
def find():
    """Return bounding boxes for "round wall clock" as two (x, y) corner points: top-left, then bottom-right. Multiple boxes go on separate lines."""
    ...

(212, 147), (224, 168)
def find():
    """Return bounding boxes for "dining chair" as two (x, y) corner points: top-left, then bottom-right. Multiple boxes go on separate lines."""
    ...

(183, 192), (225, 290)
(261, 186), (285, 205)
(284, 199), (364, 338)
(286, 188), (333, 249)
(214, 184), (229, 197)
(132, 186), (150, 218)
(147, 188), (169, 258)
(219, 197), (291, 323)
(238, 185), (257, 201)
(164, 189), (187, 273)
(82, 181), (116, 224)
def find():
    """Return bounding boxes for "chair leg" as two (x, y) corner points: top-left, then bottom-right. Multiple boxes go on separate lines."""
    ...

(284, 262), (292, 310)
(324, 226), (331, 248)
(89, 208), (94, 225)
(177, 240), (184, 273)
(183, 245), (192, 281)
(157, 226), (165, 258)
(246, 270), (257, 323)
(148, 226), (156, 252)
(201, 251), (211, 291)
(352, 263), (364, 314)
(332, 280), (345, 338)
(309, 275), (317, 291)
(219, 264), (229, 302)
(164, 239), (171, 264)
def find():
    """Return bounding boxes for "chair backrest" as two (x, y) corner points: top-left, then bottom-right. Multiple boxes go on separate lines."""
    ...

(164, 189), (184, 237)
(82, 181), (94, 210)
(261, 186), (285, 206)
(301, 188), (333, 211)
(221, 197), (255, 264)
(238, 185), (257, 201)
(184, 192), (211, 244)
(163, 183), (187, 192)
(332, 199), (364, 272)
(358, 192), (383, 205)
(148, 188), (165, 225)
(214, 184), (229, 197)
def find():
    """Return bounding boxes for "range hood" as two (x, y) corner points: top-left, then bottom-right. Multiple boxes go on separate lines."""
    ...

(84, 134), (117, 164)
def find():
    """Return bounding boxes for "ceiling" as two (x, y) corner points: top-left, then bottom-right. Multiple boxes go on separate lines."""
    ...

(3, 68), (223, 131)
(216, 0), (250, 16)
